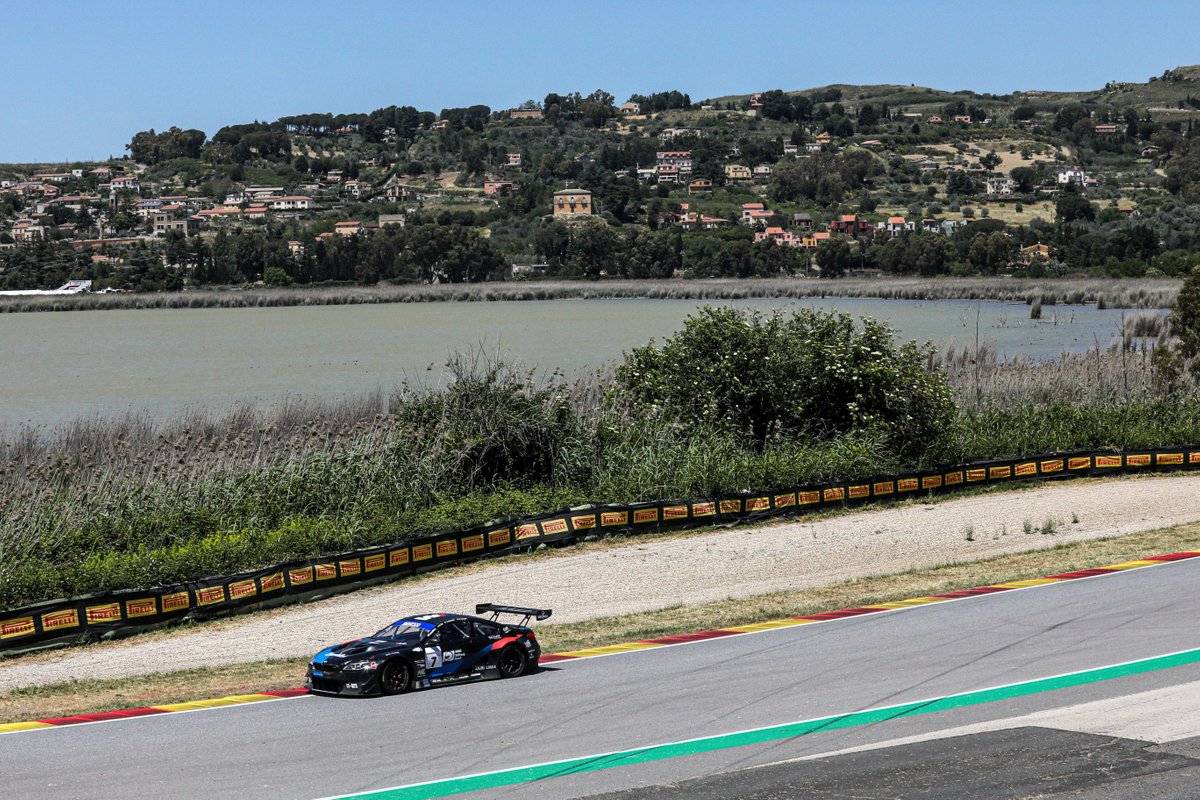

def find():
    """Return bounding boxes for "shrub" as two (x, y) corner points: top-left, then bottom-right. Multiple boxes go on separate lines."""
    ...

(614, 306), (956, 455)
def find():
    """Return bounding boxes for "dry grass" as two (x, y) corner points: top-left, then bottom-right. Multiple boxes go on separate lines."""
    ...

(5, 518), (1199, 724)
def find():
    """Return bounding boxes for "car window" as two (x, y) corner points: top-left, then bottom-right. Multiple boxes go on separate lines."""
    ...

(439, 620), (472, 642)
(473, 621), (502, 639)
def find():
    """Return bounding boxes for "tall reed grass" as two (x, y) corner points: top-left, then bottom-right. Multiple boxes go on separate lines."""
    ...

(0, 276), (1180, 314)
(1, 334), (1197, 610)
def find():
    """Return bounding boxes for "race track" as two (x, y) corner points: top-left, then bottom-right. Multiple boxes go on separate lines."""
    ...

(6, 558), (1200, 799)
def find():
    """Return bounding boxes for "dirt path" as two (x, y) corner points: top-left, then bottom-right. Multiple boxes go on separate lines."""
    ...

(4, 474), (1200, 691)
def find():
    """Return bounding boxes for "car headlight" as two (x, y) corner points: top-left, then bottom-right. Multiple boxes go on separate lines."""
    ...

(342, 659), (378, 671)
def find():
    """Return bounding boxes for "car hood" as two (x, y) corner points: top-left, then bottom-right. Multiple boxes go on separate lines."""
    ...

(312, 635), (421, 664)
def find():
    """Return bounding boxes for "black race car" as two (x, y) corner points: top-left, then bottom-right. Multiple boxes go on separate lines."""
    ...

(306, 604), (551, 696)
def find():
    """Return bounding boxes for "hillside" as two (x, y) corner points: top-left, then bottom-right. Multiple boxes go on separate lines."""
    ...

(3, 66), (1200, 293)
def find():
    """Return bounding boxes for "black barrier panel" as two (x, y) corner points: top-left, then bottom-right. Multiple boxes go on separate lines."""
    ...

(4, 445), (1200, 654)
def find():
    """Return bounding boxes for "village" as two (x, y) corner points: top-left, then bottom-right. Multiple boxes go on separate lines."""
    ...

(0, 79), (1188, 287)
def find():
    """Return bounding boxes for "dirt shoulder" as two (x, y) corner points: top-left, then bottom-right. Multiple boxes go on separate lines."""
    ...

(3, 473), (1200, 693)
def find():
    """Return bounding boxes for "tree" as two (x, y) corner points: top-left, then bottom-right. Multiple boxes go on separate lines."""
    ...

(967, 231), (1015, 273)
(980, 151), (1002, 172)
(1055, 184), (1096, 223)
(815, 237), (852, 278)
(614, 306), (956, 453)
(1166, 138), (1200, 203)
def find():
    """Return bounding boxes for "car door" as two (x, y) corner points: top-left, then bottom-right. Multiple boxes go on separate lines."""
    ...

(427, 620), (474, 677)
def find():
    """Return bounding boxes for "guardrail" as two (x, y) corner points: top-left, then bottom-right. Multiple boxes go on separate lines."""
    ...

(2, 446), (1197, 655)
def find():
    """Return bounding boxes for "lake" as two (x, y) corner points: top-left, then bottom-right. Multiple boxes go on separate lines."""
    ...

(0, 297), (1151, 430)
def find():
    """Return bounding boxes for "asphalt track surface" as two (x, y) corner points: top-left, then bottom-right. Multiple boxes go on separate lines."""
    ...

(7, 559), (1200, 800)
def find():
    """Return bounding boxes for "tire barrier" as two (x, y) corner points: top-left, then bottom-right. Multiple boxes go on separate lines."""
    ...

(2, 446), (1198, 655)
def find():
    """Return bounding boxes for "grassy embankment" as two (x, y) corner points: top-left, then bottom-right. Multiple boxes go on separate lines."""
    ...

(4, 517), (1199, 724)
(0, 328), (1195, 613)
(0, 276), (1180, 314)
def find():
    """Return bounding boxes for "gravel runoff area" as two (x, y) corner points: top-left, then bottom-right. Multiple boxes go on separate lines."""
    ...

(4, 473), (1200, 692)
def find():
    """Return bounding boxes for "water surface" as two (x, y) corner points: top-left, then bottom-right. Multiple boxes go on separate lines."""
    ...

(0, 297), (1147, 430)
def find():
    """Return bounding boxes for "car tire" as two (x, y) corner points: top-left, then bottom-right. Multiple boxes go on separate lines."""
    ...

(497, 645), (528, 679)
(379, 659), (412, 695)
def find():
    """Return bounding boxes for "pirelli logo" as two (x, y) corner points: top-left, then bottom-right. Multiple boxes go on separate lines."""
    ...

(0, 616), (35, 640)
(315, 563), (337, 581)
(664, 504), (689, 520)
(435, 540), (458, 558)
(719, 500), (742, 514)
(1126, 453), (1151, 467)
(461, 535), (484, 553)
(288, 567), (314, 586)
(797, 491), (820, 505)
(691, 502), (716, 517)
(1068, 456), (1092, 470)
(338, 559), (361, 577)
(772, 494), (795, 509)
(487, 529), (511, 546)
(540, 519), (569, 535)
(873, 481), (894, 495)
(196, 586), (225, 607)
(823, 487), (844, 502)
(634, 508), (659, 524)
(897, 477), (919, 492)
(745, 498), (769, 512)
(1015, 462), (1037, 477)
(515, 523), (539, 540)
(921, 475), (942, 490)
(944, 471), (963, 486)
(570, 514), (597, 530)
(125, 598), (157, 618)
(229, 579), (257, 600)
(162, 591), (190, 612)
(1040, 459), (1064, 474)
(849, 484), (870, 499)
(989, 466), (1012, 480)
(966, 468), (987, 482)
(1095, 455), (1122, 469)
(389, 549), (410, 567)
(1157, 453), (1185, 466)
(1190, 452), (1200, 465)
(364, 553), (387, 571)
(602, 511), (629, 526)
(260, 572), (285, 592)
(86, 602), (122, 623)
(412, 544), (433, 562)
(41, 608), (79, 632)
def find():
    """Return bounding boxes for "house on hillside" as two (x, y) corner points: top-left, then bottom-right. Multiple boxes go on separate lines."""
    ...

(484, 180), (517, 196)
(552, 189), (593, 218)
(791, 213), (813, 230)
(725, 164), (752, 181)
(755, 226), (798, 246)
(986, 177), (1016, 196)
(883, 216), (912, 236)
(688, 178), (713, 194)
(620, 102), (640, 115)
(1058, 168), (1087, 186)
(829, 214), (873, 236)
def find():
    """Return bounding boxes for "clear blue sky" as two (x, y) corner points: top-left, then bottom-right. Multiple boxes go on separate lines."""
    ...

(5, 0), (1199, 163)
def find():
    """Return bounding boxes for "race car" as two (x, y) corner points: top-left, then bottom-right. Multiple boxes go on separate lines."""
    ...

(306, 603), (551, 696)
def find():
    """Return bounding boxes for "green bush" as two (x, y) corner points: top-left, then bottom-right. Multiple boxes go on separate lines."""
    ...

(615, 306), (956, 455)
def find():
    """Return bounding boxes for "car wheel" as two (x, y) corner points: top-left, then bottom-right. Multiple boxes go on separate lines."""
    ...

(497, 645), (527, 679)
(379, 659), (412, 695)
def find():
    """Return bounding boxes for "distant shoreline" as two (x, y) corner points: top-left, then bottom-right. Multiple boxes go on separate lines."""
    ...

(0, 276), (1179, 313)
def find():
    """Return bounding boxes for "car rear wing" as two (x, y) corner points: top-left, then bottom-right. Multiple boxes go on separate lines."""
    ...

(476, 603), (553, 625)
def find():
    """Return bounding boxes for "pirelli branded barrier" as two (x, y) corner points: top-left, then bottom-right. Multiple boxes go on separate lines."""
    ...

(3, 446), (1199, 653)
